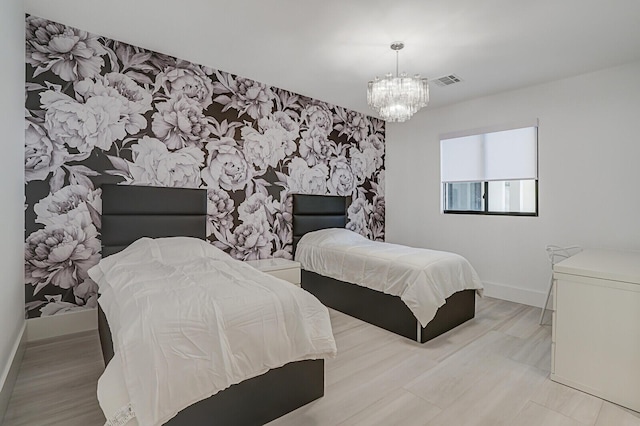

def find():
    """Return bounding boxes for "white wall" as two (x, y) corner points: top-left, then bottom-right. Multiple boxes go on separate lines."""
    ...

(386, 61), (640, 306)
(0, 0), (27, 415)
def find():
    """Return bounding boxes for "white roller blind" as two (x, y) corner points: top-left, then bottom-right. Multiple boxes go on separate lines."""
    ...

(441, 126), (537, 183)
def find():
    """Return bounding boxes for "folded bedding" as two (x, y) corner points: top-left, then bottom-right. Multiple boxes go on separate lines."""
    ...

(295, 228), (484, 327)
(89, 237), (337, 426)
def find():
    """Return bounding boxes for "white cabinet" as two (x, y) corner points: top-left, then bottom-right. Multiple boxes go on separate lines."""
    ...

(551, 249), (640, 412)
(245, 258), (301, 286)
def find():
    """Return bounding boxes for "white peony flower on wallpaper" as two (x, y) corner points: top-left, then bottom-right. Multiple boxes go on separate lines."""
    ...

(360, 132), (385, 154)
(129, 137), (204, 187)
(241, 123), (296, 172)
(241, 126), (278, 171)
(155, 62), (215, 109)
(26, 15), (106, 82)
(299, 127), (337, 166)
(360, 133), (385, 172)
(75, 72), (152, 134)
(335, 108), (371, 143)
(40, 89), (127, 155)
(24, 120), (68, 182)
(152, 94), (213, 150)
(301, 104), (333, 136)
(33, 184), (101, 226)
(259, 112), (300, 143)
(214, 75), (276, 119)
(25, 212), (101, 296)
(349, 147), (369, 185)
(229, 222), (274, 261)
(327, 156), (357, 196)
(24, 14), (385, 317)
(202, 139), (252, 192)
(238, 192), (278, 225)
(286, 157), (329, 194)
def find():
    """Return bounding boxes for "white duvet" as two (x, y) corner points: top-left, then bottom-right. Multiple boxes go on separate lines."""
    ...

(89, 237), (336, 426)
(295, 228), (484, 327)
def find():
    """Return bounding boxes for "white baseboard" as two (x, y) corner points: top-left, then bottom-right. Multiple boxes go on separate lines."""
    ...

(27, 308), (98, 342)
(482, 281), (547, 308)
(0, 322), (27, 423)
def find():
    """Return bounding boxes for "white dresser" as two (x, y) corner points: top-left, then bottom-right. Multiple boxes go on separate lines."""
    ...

(551, 249), (640, 412)
(245, 258), (301, 286)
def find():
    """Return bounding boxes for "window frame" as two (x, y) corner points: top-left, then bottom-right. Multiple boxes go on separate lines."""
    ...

(442, 180), (539, 216)
(440, 121), (539, 217)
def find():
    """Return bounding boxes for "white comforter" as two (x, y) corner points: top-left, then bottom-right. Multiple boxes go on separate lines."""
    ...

(295, 229), (484, 327)
(89, 237), (336, 426)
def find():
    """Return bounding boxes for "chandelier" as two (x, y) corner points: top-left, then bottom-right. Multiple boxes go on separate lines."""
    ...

(367, 42), (429, 122)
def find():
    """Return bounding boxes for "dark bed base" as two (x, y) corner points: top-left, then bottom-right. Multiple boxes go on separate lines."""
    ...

(291, 193), (476, 344)
(99, 184), (325, 425)
(99, 305), (324, 425)
(302, 270), (476, 343)
(167, 359), (324, 426)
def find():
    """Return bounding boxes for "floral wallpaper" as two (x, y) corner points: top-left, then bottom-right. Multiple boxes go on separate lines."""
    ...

(24, 15), (385, 318)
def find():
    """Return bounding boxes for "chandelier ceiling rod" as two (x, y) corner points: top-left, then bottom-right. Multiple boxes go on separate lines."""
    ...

(391, 42), (404, 77)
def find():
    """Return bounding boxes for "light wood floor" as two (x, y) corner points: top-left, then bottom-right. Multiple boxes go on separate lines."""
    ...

(4, 297), (640, 426)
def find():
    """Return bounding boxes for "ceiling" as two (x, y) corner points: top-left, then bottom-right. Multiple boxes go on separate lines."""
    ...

(24, 0), (640, 118)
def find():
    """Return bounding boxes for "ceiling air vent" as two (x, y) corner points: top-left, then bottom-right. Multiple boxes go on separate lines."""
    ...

(432, 74), (463, 87)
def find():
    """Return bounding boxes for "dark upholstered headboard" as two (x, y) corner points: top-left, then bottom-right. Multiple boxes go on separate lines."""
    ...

(292, 194), (349, 254)
(101, 184), (207, 257)
(98, 184), (207, 365)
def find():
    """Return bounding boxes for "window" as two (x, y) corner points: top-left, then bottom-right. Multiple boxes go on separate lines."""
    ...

(440, 123), (538, 216)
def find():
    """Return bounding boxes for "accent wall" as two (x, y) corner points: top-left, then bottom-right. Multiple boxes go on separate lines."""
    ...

(24, 15), (385, 318)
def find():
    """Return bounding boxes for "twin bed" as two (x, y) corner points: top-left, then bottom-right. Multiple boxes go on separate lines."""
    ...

(95, 185), (483, 425)
(96, 185), (332, 426)
(292, 194), (482, 343)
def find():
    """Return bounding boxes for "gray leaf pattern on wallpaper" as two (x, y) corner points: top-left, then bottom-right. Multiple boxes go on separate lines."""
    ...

(23, 15), (386, 318)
